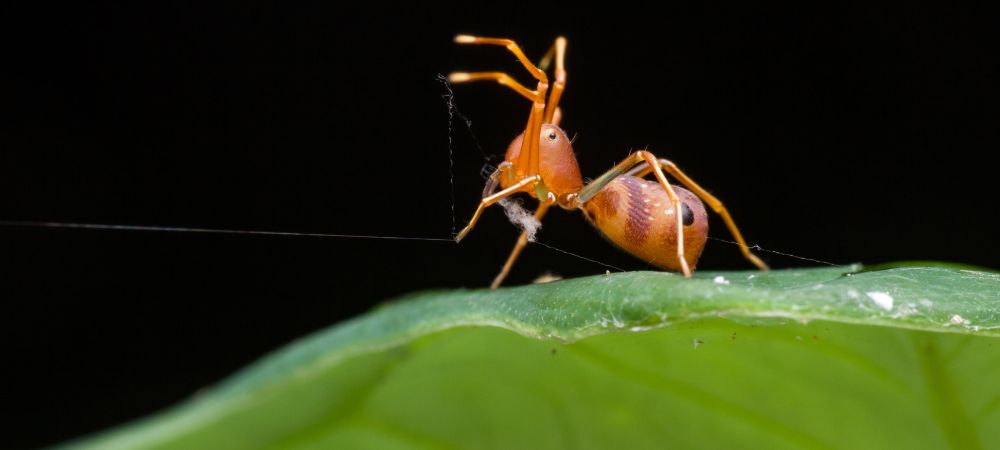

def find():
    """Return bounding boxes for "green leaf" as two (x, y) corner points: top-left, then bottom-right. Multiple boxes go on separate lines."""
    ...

(62, 264), (1000, 450)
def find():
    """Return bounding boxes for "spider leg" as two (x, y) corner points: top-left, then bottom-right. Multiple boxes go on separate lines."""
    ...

(455, 175), (541, 242)
(577, 151), (660, 203)
(454, 35), (548, 83)
(519, 101), (545, 176)
(623, 158), (768, 270)
(575, 151), (692, 277)
(479, 162), (512, 197)
(452, 34), (549, 178)
(625, 162), (651, 177)
(447, 72), (543, 103)
(641, 153), (692, 277)
(490, 202), (551, 290)
(538, 37), (567, 124)
(550, 107), (563, 127)
(655, 159), (769, 270)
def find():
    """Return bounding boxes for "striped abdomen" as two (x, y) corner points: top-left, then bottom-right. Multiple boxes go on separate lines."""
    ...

(581, 176), (708, 272)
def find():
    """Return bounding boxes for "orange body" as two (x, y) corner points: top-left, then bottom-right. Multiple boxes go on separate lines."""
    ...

(505, 125), (709, 271)
(581, 176), (708, 271)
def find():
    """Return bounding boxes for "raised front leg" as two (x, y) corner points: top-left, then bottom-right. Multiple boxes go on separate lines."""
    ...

(537, 36), (567, 125)
(451, 35), (550, 178)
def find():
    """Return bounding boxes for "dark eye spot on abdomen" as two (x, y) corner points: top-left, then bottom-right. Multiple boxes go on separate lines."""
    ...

(682, 203), (694, 226)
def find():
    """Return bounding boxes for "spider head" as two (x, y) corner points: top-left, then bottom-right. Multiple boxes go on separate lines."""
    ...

(503, 124), (583, 201)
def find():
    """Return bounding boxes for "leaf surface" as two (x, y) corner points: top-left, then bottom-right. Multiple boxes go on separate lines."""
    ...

(64, 265), (1000, 450)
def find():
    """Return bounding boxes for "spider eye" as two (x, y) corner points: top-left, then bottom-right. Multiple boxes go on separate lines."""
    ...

(547, 131), (558, 141)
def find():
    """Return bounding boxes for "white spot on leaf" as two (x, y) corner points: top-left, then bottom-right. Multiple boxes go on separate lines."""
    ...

(866, 291), (894, 311)
(713, 276), (730, 285)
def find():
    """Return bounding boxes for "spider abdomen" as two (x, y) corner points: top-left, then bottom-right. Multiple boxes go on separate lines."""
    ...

(581, 176), (708, 272)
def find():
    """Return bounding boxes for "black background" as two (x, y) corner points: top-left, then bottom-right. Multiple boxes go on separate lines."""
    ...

(2, 4), (997, 448)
